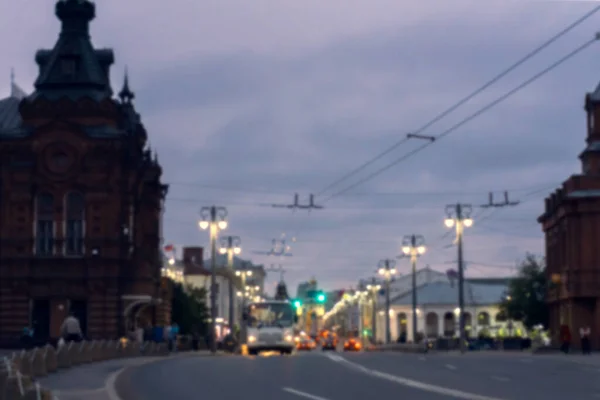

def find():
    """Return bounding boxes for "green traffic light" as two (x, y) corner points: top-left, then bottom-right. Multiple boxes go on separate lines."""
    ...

(317, 293), (325, 302)
(293, 300), (302, 308)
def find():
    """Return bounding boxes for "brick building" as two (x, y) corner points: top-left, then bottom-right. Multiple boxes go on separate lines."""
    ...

(0, 0), (170, 345)
(539, 77), (600, 350)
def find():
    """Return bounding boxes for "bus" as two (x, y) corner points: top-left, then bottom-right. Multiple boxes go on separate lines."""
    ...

(243, 300), (298, 355)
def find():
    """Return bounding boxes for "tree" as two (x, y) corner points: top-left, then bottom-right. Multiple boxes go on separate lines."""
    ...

(499, 253), (548, 329)
(171, 283), (208, 335)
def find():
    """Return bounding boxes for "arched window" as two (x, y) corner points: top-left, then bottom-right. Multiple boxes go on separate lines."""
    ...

(35, 193), (54, 256)
(65, 192), (85, 255)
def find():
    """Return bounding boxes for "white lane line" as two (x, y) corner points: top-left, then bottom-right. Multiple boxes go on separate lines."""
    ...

(323, 353), (506, 400)
(490, 376), (510, 382)
(418, 356), (426, 361)
(519, 358), (532, 363)
(282, 387), (331, 400)
(105, 367), (125, 400)
(445, 364), (457, 370)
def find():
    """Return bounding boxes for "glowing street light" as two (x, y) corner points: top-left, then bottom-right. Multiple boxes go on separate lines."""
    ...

(198, 206), (228, 354)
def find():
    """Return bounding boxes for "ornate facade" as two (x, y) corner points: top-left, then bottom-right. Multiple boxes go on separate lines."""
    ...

(539, 77), (600, 350)
(0, 0), (170, 345)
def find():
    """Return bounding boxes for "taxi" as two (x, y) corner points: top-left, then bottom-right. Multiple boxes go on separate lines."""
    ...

(343, 338), (361, 352)
(296, 338), (315, 351)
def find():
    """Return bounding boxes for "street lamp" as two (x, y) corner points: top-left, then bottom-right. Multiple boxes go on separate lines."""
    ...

(401, 235), (426, 343)
(366, 279), (382, 344)
(219, 236), (242, 330)
(199, 206), (228, 354)
(444, 203), (473, 354)
(235, 269), (253, 342)
(377, 259), (396, 344)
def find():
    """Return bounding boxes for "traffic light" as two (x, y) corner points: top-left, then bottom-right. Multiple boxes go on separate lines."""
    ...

(316, 292), (326, 303)
(293, 299), (302, 308)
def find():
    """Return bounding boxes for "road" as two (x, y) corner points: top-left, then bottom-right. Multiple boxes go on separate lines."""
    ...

(113, 350), (600, 400)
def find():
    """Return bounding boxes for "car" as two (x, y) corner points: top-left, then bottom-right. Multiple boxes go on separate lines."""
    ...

(343, 338), (362, 352)
(322, 338), (337, 351)
(296, 339), (315, 351)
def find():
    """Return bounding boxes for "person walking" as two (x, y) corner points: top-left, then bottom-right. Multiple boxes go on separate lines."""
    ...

(60, 312), (82, 342)
(580, 325), (591, 354)
(560, 324), (571, 354)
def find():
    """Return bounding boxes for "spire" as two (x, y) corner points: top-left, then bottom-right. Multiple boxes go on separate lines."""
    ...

(119, 66), (135, 104)
(9, 68), (27, 100)
(31, 0), (114, 101)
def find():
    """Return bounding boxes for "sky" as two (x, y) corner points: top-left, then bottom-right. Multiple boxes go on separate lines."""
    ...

(1, 0), (598, 294)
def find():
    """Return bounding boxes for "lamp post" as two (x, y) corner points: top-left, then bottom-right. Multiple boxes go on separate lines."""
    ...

(378, 259), (397, 344)
(365, 279), (381, 344)
(235, 269), (253, 343)
(199, 206), (228, 354)
(401, 235), (426, 343)
(444, 203), (473, 354)
(219, 236), (241, 331)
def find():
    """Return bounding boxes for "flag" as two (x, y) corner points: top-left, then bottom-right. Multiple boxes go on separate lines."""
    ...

(164, 244), (174, 252)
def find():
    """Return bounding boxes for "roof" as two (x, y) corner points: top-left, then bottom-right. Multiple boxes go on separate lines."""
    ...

(390, 280), (508, 307)
(0, 96), (21, 132)
(31, 0), (114, 102)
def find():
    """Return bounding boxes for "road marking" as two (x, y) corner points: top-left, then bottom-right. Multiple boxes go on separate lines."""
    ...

(445, 364), (457, 370)
(519, 358), (533, 363)
(324, 353), (506, 400)
(490, 376), (510, 382)
(282, 387), (330, 400)
(418, 356), (426, 361)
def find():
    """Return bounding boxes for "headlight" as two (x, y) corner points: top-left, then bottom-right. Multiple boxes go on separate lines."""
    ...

(248, 335), (257, 343)
(285, 335), (293, 342)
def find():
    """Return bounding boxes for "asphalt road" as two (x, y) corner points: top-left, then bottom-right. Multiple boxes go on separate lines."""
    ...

(115, 350), (600, 400)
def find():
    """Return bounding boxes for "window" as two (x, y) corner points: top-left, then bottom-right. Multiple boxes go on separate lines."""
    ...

(65, 192), (85, 255)
(591, 112), (595, 131)
(35, 193), (54, 256)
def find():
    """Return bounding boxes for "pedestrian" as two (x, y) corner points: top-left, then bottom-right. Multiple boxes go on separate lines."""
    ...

(171, 323), (179, 352)
(60, 312), (82, 342)
(560, 324), (571, 354)
(580, 325), (591, 354)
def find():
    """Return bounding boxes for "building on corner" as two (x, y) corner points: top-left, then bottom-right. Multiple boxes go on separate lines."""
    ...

(539, 75), (600, 350)
(0, 0), (170, 346)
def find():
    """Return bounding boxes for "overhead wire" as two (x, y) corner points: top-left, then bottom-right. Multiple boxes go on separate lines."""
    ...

(315, 5), (600, 199)
(321, 36), (598, 202)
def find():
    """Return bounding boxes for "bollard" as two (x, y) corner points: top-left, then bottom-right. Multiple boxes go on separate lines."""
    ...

(29, 348), (47, 378)
(56, 344), (70, 369)
(78, 342), (91, 364)
(18, 351), (32, 378)
(43, 346), (57, 374)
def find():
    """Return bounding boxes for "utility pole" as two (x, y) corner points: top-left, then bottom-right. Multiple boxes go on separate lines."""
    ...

(199, 206), (228, 354)
(444, 204), (472, 354)
(481, 191), (520, 208)
(401, 235), (426, 343)
(377, 259), (397, 344)
(365, 278), (381, 344)
(219, 236), (241, 331)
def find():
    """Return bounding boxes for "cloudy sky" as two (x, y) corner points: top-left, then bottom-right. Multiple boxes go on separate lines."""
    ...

(1, 0), (598, 294)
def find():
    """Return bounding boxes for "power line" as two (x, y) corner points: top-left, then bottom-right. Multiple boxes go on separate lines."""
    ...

(322, 36), (598, 202)
(315, 5), (600, 198)
(166, 181), (559, 201)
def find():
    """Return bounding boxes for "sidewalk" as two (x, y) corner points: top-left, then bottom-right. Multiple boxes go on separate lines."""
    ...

(38, 351), (221, 400)
(436, 349), (600, 366)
